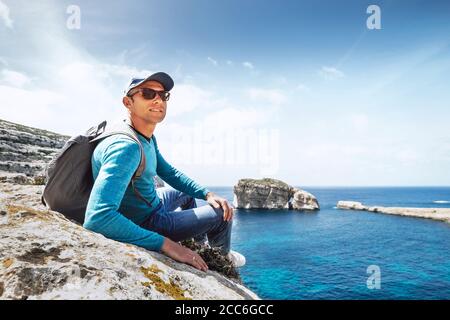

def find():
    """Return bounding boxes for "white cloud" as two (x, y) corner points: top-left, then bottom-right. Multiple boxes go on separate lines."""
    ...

(202, 107), (273, 129)
(0, 59), (179, 137)
(226, 60), (233, 66)
(273, 76), (288, 85)
(56, 62), (116, 101)
(283, 137), (424, 186)
(207, 57), (218, 66)
(0, 2), (163, 136)
(0, 61), (131, 135)
(155, 105), (279, 183)
(100, 64), (153, 79)
(1, 69), (31, 87)
(296, 84), (311, 92)
(0, 0), (13, 28)
(0, 4), (135, 135)
(168, 83), (214, 116)
(247, 88), (287, 105)
(0, 85), (64, 130)
(349, 114), (369, 132)
(154, 85), (281, 181)
(242, 61), (254, 69)
(319, 66), (345, 80)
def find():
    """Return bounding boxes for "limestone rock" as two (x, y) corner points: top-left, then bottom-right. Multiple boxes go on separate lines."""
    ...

(233, 178), (319, 211)
(0, 118), (164, 187)
(291, 188), (320, 210)
(337, 201), (450, 223)
(0, 119), (68, 181)
(0, 184), (258, 300)
(336, 201), (366, 211)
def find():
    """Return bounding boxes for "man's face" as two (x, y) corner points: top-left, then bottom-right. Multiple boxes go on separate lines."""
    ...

(124, 80), (168, 124)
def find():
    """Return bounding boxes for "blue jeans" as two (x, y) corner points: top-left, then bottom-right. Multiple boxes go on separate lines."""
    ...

(141, 187), (232, 254)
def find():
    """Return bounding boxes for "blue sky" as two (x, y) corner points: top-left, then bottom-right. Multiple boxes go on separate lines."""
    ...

(1, 0), (450, 186)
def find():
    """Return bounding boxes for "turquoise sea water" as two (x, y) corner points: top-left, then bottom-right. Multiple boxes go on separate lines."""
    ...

(198, 187), (450, 299)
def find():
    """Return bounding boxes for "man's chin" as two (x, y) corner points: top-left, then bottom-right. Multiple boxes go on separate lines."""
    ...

(148, 115), (166, 123)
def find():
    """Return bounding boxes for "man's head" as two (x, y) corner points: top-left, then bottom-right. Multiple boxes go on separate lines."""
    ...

(122, 72), (174, 125)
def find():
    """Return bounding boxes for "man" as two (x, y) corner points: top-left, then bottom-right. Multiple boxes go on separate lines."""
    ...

(84, 72), (245, 271)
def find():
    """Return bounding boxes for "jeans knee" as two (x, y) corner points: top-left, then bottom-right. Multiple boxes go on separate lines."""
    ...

(181, 195), (197, 210)
(210, 204), (224, 217)
(211, 206), (232, 228)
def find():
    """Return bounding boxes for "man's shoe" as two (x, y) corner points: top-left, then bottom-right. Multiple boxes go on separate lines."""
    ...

(226, 250), (246, 267)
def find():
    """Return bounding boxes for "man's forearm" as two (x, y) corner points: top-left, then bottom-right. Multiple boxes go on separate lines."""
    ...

(159, 170), (210, 200)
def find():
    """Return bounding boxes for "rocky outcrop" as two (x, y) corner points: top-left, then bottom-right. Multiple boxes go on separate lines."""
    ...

(0, 119), (68, 184)
(233, 178), (319, 211)
(290, 188), (320, 210)
(0, 182), (258, 300)
(337, 201), (450, 223)
(0, 118), (166, 187)
(0, 119), (254, 300)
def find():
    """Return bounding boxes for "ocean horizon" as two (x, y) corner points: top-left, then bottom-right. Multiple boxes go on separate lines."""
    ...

(197, 186), (450, 300)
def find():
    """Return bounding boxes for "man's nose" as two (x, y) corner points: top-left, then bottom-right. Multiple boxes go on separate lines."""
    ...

(153, 94), (163, 103)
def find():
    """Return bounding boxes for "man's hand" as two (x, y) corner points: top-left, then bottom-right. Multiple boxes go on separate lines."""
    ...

(161, 238), (208, 272)
(205, 192), (234, 221)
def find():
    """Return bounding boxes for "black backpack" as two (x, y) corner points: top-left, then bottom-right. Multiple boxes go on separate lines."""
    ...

(41, 119), (154, 224)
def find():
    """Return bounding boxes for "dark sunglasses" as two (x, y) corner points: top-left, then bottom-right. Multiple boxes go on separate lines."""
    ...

(128, 88), (170, 101)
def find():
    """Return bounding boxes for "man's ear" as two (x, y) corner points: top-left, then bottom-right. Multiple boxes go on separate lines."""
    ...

(122, 96), (131, 108)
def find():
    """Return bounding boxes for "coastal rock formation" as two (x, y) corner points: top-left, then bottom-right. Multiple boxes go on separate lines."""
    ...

(0, 182), (258, 300)
(291, 188), (320, 210)
(0, 118), (166, 188)
(337, 201), (450, 223)
(233, 178), (319, 211)
(0, 119), (68, 184)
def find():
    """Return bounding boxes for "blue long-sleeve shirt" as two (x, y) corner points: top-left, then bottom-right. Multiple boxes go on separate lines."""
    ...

(83, 132), (210, 252)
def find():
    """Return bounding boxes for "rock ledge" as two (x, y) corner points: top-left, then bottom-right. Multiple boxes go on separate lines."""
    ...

(337, 201), (450, 223)
(0, 187), (258, 300)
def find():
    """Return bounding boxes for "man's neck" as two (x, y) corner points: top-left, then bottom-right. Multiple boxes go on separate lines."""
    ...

(128, 116), (156, 139)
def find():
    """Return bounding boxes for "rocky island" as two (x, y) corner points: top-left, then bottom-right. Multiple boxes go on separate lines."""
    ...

(337, 201), (450, 223)
(233, 178), (319, 211)
(0, 119), (258, 300)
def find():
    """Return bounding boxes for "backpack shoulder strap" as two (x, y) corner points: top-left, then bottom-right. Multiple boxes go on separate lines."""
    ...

(91, 120), (146, 179)
(91, 119), (156, 208)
